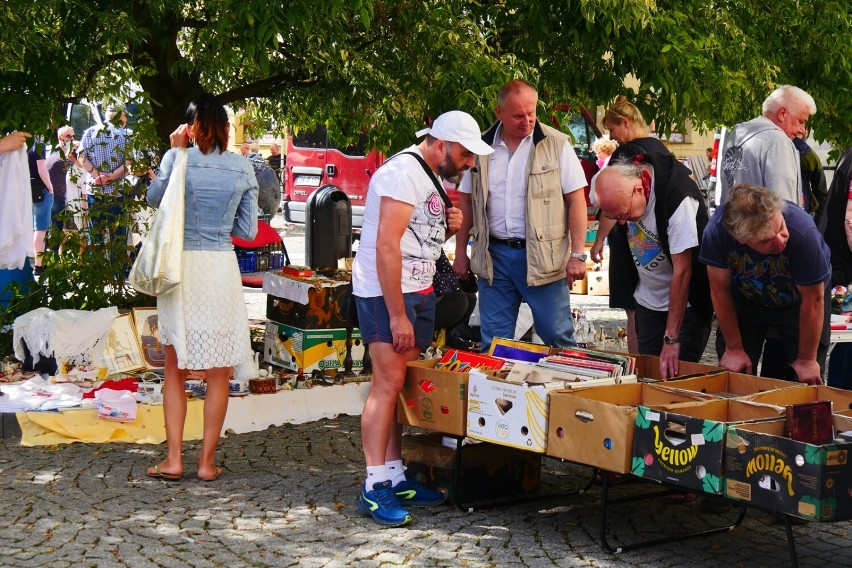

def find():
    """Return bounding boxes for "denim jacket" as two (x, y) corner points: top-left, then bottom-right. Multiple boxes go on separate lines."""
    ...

(147, 147), (259, 251)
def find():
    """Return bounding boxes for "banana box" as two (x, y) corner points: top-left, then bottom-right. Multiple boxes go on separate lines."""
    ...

(466, 369), (549, 453)
(631, 399), (785, 494)
(263, 320), (364, 374)
(724, 415), (852, 521)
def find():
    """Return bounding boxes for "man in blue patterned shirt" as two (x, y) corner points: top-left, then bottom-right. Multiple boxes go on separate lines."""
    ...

(79, 104), (129, 197)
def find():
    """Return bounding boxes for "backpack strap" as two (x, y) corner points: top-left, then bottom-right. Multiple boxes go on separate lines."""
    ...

(398, 151), (453, 209)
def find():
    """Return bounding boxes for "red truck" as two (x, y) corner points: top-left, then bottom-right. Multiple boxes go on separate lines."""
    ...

(282, 111), (602, 232)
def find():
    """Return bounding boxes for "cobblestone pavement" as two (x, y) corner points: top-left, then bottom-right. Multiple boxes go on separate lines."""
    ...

(2, 414), (851, 568)
(2, 217), (850, 567)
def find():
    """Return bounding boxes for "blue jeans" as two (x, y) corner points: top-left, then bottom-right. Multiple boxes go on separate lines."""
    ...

(478, 241), (575, 351)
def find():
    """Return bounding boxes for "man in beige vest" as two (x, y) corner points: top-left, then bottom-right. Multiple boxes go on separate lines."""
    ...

(453, 80), (588, 350)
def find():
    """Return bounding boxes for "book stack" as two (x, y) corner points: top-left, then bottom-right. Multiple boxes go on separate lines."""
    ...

(537, 347), (635, 379)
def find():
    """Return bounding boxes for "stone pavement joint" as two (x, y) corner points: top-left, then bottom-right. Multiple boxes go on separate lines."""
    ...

(2, 414), (851, 567)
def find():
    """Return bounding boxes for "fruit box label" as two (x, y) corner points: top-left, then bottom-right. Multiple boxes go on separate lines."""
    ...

(724, 420), (852, 520)
(631, 405), (725, 494)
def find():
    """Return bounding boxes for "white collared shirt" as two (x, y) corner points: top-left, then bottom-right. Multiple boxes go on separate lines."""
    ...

(459, 123), (586, 239)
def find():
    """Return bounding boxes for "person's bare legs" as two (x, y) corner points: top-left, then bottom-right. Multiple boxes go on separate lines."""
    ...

(361, 343), (420, 467)
(198, 366), (230, 480)
(33, 230), (47, 268)
(151, 344), (188, 477)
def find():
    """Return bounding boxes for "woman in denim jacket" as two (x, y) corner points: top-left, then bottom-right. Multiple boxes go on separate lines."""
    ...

(146, 93), (258, 482)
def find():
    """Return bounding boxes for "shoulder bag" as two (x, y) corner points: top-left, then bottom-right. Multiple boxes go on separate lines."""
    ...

(129, 148), (188, 297)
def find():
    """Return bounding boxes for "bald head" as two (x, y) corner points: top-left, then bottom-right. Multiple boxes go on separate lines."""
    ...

(595, 163), (645, 223)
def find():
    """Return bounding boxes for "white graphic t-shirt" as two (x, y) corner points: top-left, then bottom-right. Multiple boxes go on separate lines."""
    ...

(352, 147), (447, 297)
(626, 175), (699, 311)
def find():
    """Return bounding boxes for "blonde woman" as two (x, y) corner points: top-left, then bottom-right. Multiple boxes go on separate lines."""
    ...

(591, 137), (617, 169)
(591, 96), (671, 353)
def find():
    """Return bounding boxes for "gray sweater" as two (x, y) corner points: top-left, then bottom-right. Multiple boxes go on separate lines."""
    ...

(719, 115), (802, 206)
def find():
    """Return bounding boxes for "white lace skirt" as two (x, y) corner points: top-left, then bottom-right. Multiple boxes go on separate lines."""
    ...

(157, 250), (251, 370)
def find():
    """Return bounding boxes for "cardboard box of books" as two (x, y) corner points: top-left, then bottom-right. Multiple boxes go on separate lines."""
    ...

(401, 433), (541, 504)
(466, 347), (640, 453)
(545, 383), (713, 473)
(661, 372), (801, 399)
(466, 369), (552, 452)
(631, 399), (786, 494)
(724, 415), (852, 520)
(745, 385), (852, 414)
(263, 321), (364, 374)
(399, 351), (505, 436)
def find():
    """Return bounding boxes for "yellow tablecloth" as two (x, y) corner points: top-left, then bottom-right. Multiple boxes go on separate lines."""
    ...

(15, 382), (372, 446)
(17, 400), (206, 446)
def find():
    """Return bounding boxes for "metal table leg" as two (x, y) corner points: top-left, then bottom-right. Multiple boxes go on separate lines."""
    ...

(598, 474), (748, 554)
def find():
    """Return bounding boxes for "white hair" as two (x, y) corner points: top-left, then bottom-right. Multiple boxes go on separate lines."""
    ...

(762, 85), (816, 115)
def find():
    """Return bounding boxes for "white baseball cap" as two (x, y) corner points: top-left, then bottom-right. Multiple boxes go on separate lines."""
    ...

(415, 110), (494, 156)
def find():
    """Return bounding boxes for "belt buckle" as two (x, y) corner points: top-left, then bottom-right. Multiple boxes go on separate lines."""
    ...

(507, 238), (524, 249)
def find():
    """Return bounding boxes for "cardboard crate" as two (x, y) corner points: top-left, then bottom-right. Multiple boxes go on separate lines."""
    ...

(724, 415), (852, 520)
(545, 383), (712, 474)
(587, 270), (609, 296)
(570, 274), (587, 295)
(401, 433), (541, 504)
(621, 352), (725, 382)
(745, 385), (852, 414)
(662, 371), (802, 399)
(263, 321), (364, 374)
(398, 359), (472, 437)
(466, 370), (550, 452)
(263, 272), (353, 329)
(632, 399), (786, 494)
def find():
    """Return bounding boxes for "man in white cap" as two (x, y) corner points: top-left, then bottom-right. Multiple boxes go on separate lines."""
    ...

(351, 110), (493, 527)
(453, 79), (589, 351)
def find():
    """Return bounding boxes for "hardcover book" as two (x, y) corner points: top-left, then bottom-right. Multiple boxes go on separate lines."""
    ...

(785, 400), (834, 444)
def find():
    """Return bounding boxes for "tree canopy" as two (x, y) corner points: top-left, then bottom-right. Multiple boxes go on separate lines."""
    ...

(2, 0), (850, 152)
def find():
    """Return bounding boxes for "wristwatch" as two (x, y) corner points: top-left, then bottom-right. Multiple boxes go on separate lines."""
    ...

(570, 252), (588, 262)
(663, 334), (681, 345)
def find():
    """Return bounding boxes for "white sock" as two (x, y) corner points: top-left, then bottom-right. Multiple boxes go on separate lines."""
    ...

(365, 465), (387, 492)
(386, 459), (406, 486)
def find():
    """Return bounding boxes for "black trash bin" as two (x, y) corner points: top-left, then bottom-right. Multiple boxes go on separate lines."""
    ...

(305, 185), (352, 270)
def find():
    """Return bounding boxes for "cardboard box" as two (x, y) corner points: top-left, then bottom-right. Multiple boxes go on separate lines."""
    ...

(263, 321), (364, 374)
(545, 383), (713, 474)
(587, 270), (609, 296)
(466, 370), (550, 452)
(570, 274), (587, 295)
(724, 415), (852, 520)
(632, 399), (786, 494)
(626, 353), (725, 382)
(401, 433), (541, 504)
(398, 359), (471, 436)
(662, 372), (801, 399)
(264, 273), (353, 329)
(745, 385), (852, 414)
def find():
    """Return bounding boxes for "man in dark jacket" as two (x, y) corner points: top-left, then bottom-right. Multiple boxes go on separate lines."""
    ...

(593, 154), (712, 378)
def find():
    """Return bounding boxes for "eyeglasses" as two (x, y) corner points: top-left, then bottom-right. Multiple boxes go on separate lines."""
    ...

(61, 135), (75, 141)
(604, 192), (636, 223)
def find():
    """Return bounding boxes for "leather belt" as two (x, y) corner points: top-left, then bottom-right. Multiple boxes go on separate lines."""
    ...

(490, 237), (526, 249)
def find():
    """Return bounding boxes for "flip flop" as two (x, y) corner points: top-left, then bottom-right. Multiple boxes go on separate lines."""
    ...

(198, 466), (224, 482)
(146, 465), (182, 481)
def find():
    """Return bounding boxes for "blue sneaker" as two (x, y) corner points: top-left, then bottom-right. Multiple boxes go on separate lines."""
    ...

(393, 477), (447, 507)
(356, 481), (412, 527)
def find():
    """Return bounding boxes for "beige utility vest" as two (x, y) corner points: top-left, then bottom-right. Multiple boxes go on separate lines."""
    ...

(469, 122), (571, 286)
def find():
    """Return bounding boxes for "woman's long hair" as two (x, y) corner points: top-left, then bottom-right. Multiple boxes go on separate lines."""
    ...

(187, 93), (228, 154)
